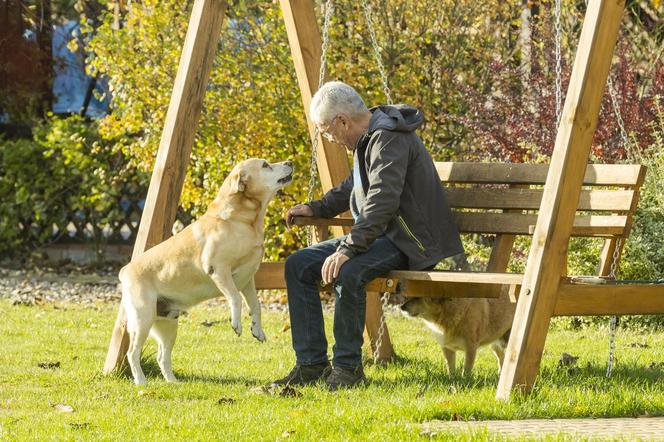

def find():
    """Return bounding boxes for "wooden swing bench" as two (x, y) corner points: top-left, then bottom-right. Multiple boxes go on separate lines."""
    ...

(103, 0), (664, 400)
(255, 160), (664, 323)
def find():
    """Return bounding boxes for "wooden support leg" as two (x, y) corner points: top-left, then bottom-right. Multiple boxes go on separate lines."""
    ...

(102, 304), (129, 374)
(496, 0), (626, 400)
(102, 0), (228, 375)
(364, 291), (394, 364)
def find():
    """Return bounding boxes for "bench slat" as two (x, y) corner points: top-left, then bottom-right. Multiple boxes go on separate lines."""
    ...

(436, 162), (645, 186)
(446, 188), (634, 212)
(292, 214), (627, 237)
(454, 213), (627, 236)
(388, 270), (523, 284)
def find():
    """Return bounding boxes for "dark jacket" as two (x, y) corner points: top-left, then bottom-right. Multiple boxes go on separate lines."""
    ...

(307, 105), (464, 270)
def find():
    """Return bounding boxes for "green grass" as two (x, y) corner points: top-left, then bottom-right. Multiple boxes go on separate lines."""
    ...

(0, 299), (663, 441)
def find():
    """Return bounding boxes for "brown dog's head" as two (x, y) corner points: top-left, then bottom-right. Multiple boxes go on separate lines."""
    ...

(226, 158), (293, 200)
(400, 297), (448, 322)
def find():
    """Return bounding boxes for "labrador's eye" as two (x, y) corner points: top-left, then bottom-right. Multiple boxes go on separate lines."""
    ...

(262, 162), (270, 169)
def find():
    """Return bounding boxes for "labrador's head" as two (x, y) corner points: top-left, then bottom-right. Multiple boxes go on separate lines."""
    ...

(227, 158), (293, 200)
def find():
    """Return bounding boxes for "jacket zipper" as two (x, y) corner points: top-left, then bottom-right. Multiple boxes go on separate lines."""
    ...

(397, 215), (425, 252)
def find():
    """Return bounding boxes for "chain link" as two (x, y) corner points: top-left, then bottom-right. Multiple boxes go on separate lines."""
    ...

(607, 74), (631, 159)
(373, 292), (391, 365)
(306, 0), (334, 246)
(554, 0), (563, 127)
(361, 0), (393, 105)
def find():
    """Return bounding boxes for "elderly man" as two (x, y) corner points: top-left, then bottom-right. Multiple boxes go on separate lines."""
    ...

(272, 81), (464, 391)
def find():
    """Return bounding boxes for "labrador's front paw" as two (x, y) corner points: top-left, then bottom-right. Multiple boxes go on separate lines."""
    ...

(251, 321), (266, 342)
(229, 316), (242, 336)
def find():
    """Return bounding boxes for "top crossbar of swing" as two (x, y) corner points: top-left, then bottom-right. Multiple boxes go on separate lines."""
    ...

(289, 161), (646, 298)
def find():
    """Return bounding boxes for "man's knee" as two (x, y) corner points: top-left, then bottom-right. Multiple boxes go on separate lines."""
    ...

(285, 249), (319, 283)
(335, 263), (367, 293)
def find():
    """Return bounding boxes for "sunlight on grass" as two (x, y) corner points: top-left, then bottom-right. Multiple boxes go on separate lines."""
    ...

(0, 300), (662, 440)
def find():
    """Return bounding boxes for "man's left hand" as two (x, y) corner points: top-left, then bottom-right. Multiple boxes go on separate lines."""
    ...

(321, 251), (350, 285)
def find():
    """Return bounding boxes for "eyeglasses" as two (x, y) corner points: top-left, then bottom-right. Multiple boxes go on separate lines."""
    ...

(316, 115), (339, 141)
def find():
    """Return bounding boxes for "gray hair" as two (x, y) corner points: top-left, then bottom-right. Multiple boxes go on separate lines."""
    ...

(310, 81), (369, 124)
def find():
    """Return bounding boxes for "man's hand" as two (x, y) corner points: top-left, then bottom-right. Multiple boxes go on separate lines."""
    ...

(321, 251), (350, 285)
(285, 203), (314, 228)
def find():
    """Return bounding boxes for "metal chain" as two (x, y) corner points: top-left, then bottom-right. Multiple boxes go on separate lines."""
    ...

(361, 0), (393, 105)
(605, 31), (629, 377)
(361, 0), (394, 365)
(373, 292), (391, 365)
(306, 0), (334, 246)
(606, 237), (622, 377)
(554, 0), (563, 127)
(607, 74), (632, 159)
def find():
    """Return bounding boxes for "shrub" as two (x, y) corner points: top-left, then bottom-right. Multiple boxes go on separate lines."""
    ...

(0, 115), (147, 259)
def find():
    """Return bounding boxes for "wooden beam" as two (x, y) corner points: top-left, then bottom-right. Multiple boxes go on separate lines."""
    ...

(554, 282), (664, 316)
(103, 0), (228, 375)
(496, 0), (626, 400)
(279, 0), (351, 239)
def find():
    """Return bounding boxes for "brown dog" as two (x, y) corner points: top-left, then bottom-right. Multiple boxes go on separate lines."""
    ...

(401, 291), (515, 376)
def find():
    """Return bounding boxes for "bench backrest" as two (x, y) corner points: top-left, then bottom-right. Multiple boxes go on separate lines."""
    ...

(435, 162), (646, 238)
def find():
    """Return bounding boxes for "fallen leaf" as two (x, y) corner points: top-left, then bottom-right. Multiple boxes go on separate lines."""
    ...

(53, 403), (74, 413)
(281, 323), (290, 332)
(69, 422), (90, 430)
(216, 397), (236, 405)
(38, 361), (61, 369)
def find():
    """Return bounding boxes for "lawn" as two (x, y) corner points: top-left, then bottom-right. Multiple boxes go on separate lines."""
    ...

(0, 299), (662, 441)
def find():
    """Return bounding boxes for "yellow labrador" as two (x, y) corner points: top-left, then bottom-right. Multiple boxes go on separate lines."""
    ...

(120, 158), (293, 384)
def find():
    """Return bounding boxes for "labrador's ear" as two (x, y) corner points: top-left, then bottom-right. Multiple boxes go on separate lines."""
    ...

(229, 168), (247, 194)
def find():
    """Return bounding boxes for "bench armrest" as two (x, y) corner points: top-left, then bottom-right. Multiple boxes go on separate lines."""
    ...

(291, 216), (355, 227)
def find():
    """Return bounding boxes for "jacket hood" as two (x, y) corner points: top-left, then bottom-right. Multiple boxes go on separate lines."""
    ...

(368, 104), (424, 133)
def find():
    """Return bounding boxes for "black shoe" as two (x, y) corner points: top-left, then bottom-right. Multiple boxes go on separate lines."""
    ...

(326, 365), (366, 391)
(269, 362), (331, 387)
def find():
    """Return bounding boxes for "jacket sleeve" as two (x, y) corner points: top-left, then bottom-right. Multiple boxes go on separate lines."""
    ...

(337, 131), (408, 258)
(305, 173), (353, 218)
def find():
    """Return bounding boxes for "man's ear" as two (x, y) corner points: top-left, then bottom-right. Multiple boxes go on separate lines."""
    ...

(229, 168), (247, 194)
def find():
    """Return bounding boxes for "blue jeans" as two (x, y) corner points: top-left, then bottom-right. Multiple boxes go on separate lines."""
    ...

(284, 235), (408, 370)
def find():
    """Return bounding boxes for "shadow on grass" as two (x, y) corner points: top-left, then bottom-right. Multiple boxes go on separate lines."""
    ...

(367, 353), (664, 394)
(366, 353), (501, 391)
(132, 356), (261, 386)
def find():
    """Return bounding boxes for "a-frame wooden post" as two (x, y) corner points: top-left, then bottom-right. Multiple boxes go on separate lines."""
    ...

(279, 0), (394, 362)
(103, 0), (228, 374)
(496, 0), (626, 399)
(279, 0), (350, 225)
